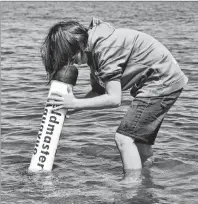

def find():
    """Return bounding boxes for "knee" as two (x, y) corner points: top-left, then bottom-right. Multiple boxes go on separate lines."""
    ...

(115, 133), (134, 150)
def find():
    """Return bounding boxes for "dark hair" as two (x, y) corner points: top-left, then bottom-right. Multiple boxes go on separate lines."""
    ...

(41, 21), (88, 82)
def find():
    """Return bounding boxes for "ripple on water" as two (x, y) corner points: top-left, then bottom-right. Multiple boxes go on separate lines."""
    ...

(1, 1), (198, 204)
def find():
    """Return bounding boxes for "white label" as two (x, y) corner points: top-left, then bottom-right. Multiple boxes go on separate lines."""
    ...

(28, 81), (70, 172)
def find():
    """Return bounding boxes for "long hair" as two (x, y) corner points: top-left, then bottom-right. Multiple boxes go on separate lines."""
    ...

(41, 21), (88, 82)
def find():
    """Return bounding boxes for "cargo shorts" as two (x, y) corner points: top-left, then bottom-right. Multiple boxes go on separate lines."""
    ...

(116, 88), (183, 145)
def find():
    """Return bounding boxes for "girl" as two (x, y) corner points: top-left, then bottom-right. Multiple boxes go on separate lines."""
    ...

(42, 18), (188, 182)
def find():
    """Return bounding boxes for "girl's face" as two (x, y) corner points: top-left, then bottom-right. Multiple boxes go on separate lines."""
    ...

(73, 51), (88, 65)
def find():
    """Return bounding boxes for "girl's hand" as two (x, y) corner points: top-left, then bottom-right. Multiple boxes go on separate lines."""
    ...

(47, 86), (77, 111)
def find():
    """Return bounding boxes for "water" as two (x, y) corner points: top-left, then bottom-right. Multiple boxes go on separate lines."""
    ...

(1, 2), (198, 204)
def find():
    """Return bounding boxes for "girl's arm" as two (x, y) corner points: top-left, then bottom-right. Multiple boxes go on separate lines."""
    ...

(47, 80), (121, 110)
(84, 89), (102, 99)
(75, 80), (121, 109)
(65, 89), (103, 116)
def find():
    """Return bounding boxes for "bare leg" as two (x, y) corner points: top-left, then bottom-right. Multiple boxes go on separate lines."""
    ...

(135, 143), (153, 164)
(115, 133), (142, 182)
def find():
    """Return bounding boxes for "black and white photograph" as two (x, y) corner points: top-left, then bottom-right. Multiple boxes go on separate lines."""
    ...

(1, 1), (198, 203)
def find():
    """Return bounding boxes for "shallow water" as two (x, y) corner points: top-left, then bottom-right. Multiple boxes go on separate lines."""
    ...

(1, 2), (198, 204)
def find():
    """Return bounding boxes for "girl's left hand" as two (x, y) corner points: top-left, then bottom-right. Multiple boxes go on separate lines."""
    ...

(47, 87), (77, 111)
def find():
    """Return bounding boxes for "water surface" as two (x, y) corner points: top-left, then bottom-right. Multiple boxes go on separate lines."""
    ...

(1, 2), (198, 204)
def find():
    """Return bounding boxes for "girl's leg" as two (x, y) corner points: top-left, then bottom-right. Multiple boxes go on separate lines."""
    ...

(115, 132), (142, 177)
(135, 143), (153, 164)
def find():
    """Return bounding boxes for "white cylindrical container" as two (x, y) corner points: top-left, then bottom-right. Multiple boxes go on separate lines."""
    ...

(28, 65), (78, 172)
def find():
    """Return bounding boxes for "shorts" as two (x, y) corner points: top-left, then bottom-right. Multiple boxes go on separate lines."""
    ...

(116, 88), (183, 145)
